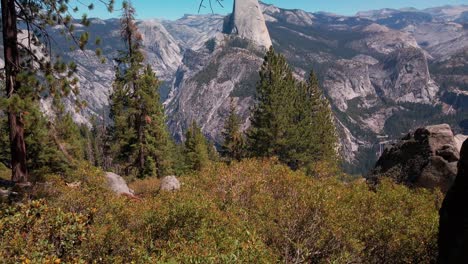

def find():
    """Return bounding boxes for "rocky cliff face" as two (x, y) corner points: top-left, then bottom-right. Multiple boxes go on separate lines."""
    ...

(165, 37), (264, 142)
(223, 0), (272, 48)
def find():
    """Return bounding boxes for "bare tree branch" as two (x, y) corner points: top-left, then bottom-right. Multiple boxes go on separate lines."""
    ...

(198, 0), (224, 14)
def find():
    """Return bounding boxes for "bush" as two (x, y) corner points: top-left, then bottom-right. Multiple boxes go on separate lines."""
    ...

(0, 160), (441, 263)
(129, 177), (161, 197)
(190, 159), (441, 263)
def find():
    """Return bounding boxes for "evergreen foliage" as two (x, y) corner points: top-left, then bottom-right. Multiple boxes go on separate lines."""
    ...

(248, 47), (298, 159)
(0, 106), (69, 179)
(184, 121), (210, 171)
(221, 99), (245, 162)
(303, 71), (340, 173)
(0, 0), (113, 182)
(108, 1), (174, 178)
(88, 116), (108, 169)
(248, 47), (338, 175)
(51, 101), (87, 161)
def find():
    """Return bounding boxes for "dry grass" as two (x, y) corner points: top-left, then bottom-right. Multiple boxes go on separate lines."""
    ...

(129, 177), (161, 197)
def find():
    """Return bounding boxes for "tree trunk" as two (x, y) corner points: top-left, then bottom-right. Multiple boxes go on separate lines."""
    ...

(138, 113), (145, 176)
(1, 0), (29, 183)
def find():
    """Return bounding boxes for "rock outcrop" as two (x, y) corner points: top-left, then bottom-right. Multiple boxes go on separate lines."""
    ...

(438, 138), (468, 263)
(223, 0), (272, 48)
(370, 124), (464, 192)
(159, 176), (181, 191)
(105, 172), (134, 196)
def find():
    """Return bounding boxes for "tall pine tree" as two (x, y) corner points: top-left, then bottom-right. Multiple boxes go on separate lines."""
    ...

(247, 47), (298, 164)
(221, 99), (245, 162)
(248, 48), (339, 175)
(109, 1), (173, 178)
(306, 71), (339, 173)
(138, 65), (175, 177)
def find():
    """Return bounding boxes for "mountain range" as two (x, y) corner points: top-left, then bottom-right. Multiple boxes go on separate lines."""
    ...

(4, 2), (467, 174)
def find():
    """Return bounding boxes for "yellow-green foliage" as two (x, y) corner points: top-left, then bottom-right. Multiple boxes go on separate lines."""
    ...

(129, 177), (161, 197)
(0, 163), (9, 180)
(0, 160), (441, 263)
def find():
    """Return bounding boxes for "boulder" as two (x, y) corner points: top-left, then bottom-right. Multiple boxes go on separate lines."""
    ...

(105, 172), (134, 195)
(438, 139), (468, 263)
(436, 145), (460, 162)
(370, 124), (464, 192)
(159, 176), (181, 192)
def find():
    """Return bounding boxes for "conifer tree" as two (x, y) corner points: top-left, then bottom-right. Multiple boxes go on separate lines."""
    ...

(184, 121), (210, 171)
(306, 71), (339, 171)
(0, 0), (113, 182)
(109, 1), (173, 178)
(221, 99), (245, 162)
(0, 104), (69, 178)
(248, 48), (339, 175)
(138, 65), (174, 177)
(247, 47), (298, 162)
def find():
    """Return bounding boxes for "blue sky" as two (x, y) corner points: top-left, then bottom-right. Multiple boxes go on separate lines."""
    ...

(77, 0), (468, 20)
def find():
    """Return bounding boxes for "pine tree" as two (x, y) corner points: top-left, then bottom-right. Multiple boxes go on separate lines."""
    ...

(184, 121), (210, 171)
(0, 104), (69, 179)
(108, 1), (174, 178)
(247, 48), (339, 175)
(221, 99), (245, 162)
(0, 0), (114, 182)
(247, 47), (298, 163)
(306, 71), (339, 172)
(137, 65), (174, 177)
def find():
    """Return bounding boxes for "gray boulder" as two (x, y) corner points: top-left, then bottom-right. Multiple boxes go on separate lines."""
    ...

(370, 124), (463, 192)
(160, 176), (181, 192)
(105, 172), (134, 195)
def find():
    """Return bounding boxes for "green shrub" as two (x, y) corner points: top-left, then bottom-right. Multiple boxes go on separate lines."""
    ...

(0, 160), (441, 263)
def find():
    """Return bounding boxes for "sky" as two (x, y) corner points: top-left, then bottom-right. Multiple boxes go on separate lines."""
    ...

(76, 0), (468, 20)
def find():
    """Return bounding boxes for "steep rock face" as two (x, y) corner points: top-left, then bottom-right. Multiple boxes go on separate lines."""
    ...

(324, 59), (376, 112)
(165, 37), (264, 142)
(139, 20), (183, 78)
(223, 0), (272, 48)
(370, 124), (461, 192)
(370, 47), (438, 104)
(438, 138), (468, 263)
(162, 14), (224, 50)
